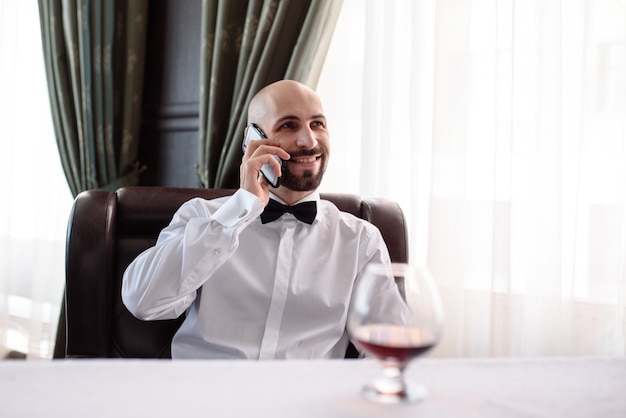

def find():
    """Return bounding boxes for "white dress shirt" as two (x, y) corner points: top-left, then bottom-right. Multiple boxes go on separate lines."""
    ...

(121, 189), (400, 359)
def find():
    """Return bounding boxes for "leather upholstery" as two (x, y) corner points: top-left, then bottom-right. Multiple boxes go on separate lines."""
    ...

(58, 186), (408, 358)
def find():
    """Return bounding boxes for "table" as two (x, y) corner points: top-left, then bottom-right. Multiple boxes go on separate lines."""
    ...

(2, 357), (624, 417)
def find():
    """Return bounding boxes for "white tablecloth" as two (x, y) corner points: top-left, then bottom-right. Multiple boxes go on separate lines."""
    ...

(2, 357), (624, 417)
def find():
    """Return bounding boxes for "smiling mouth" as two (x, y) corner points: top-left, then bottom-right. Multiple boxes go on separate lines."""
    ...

(290, 155), (320, 164)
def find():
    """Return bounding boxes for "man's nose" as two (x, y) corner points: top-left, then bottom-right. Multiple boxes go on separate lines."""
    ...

(295, 126), (318, 149)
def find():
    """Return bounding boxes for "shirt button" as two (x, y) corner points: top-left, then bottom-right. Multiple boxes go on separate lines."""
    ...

(213, 247), (222, 255)
(237, 209), (248, 218)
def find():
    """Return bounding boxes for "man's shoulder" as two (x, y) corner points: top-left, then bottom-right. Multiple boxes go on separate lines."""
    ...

(318, 199), (378, 231)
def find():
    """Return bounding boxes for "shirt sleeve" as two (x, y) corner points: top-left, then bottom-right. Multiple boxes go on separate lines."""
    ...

(347, 224), (409, 356)
(121, 189), (264, 320)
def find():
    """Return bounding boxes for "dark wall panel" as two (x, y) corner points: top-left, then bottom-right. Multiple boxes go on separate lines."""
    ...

(141, 131), (199, 187)
(139, 0), (202, 187)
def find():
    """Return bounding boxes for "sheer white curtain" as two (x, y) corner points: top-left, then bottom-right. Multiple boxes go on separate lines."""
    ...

(0, 0), (73, 359)
(318, 0), (626, 357)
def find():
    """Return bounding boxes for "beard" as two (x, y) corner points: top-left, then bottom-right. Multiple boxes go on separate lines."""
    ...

(278, 148), (327, 192)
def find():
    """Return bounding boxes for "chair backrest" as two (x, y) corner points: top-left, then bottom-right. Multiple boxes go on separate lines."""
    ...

(57, 186), (408, 358)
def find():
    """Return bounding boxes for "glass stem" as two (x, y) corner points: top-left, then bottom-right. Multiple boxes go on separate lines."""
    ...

(379, 361), (407, 393)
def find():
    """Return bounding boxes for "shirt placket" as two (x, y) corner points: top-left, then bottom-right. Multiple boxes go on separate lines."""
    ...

(258, 218), (295, 359)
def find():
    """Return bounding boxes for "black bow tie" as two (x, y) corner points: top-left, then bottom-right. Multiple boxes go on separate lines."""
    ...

(260, 199), (317, 224)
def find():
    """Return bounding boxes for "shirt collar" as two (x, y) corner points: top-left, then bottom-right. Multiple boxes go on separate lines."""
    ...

(268, 191), (320, 205)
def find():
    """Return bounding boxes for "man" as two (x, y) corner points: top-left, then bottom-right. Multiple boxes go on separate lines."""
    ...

(122, 80), (401, 359)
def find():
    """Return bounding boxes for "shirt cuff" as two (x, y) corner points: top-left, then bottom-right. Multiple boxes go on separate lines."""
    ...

(211, 189), (264, 227)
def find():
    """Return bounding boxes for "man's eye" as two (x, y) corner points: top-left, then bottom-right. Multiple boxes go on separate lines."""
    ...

(311, 121), (324, 128)
(281, 122), (295, 129)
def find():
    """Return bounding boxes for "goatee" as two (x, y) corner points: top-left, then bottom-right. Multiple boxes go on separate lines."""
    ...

(279, 149), (327, 192)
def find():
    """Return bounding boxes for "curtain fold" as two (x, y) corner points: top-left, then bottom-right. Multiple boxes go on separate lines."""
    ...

(317, 0), (626, 357)
(197, 0), (343, 188)
(38, 0), (148, 197)
(38, 0), (148, 358)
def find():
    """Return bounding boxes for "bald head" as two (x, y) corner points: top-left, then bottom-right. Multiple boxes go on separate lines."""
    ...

(247, 80), (325, 129)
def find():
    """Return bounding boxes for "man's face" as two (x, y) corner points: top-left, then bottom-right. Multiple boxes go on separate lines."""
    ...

(261, 88), (330, 192)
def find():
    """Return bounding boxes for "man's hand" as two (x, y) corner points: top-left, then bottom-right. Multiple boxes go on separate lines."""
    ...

(240, 139), (290, 205)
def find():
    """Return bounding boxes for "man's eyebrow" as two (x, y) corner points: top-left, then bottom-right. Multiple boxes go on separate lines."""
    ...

(276, 115), (300, 124)
(275, 114), (327, 124)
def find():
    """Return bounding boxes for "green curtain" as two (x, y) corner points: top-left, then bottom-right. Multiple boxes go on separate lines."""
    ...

(197, 0), (343, 188)
(38, 0), (148, 197)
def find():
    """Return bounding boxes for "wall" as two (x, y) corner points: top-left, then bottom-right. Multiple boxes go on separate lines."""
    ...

(139, 0), (202, 187)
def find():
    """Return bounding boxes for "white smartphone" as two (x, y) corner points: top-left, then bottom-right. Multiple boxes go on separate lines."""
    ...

(242, 123), (282, 187)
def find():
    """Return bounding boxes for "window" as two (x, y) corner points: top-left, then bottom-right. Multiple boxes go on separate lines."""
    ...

(0, 0), (73, 359)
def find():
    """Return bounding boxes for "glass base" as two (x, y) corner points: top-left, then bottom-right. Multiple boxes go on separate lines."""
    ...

(361, 379), (427, 404)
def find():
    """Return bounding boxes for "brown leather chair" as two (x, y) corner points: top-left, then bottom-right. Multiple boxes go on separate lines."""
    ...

(55, 186), (408, 358)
